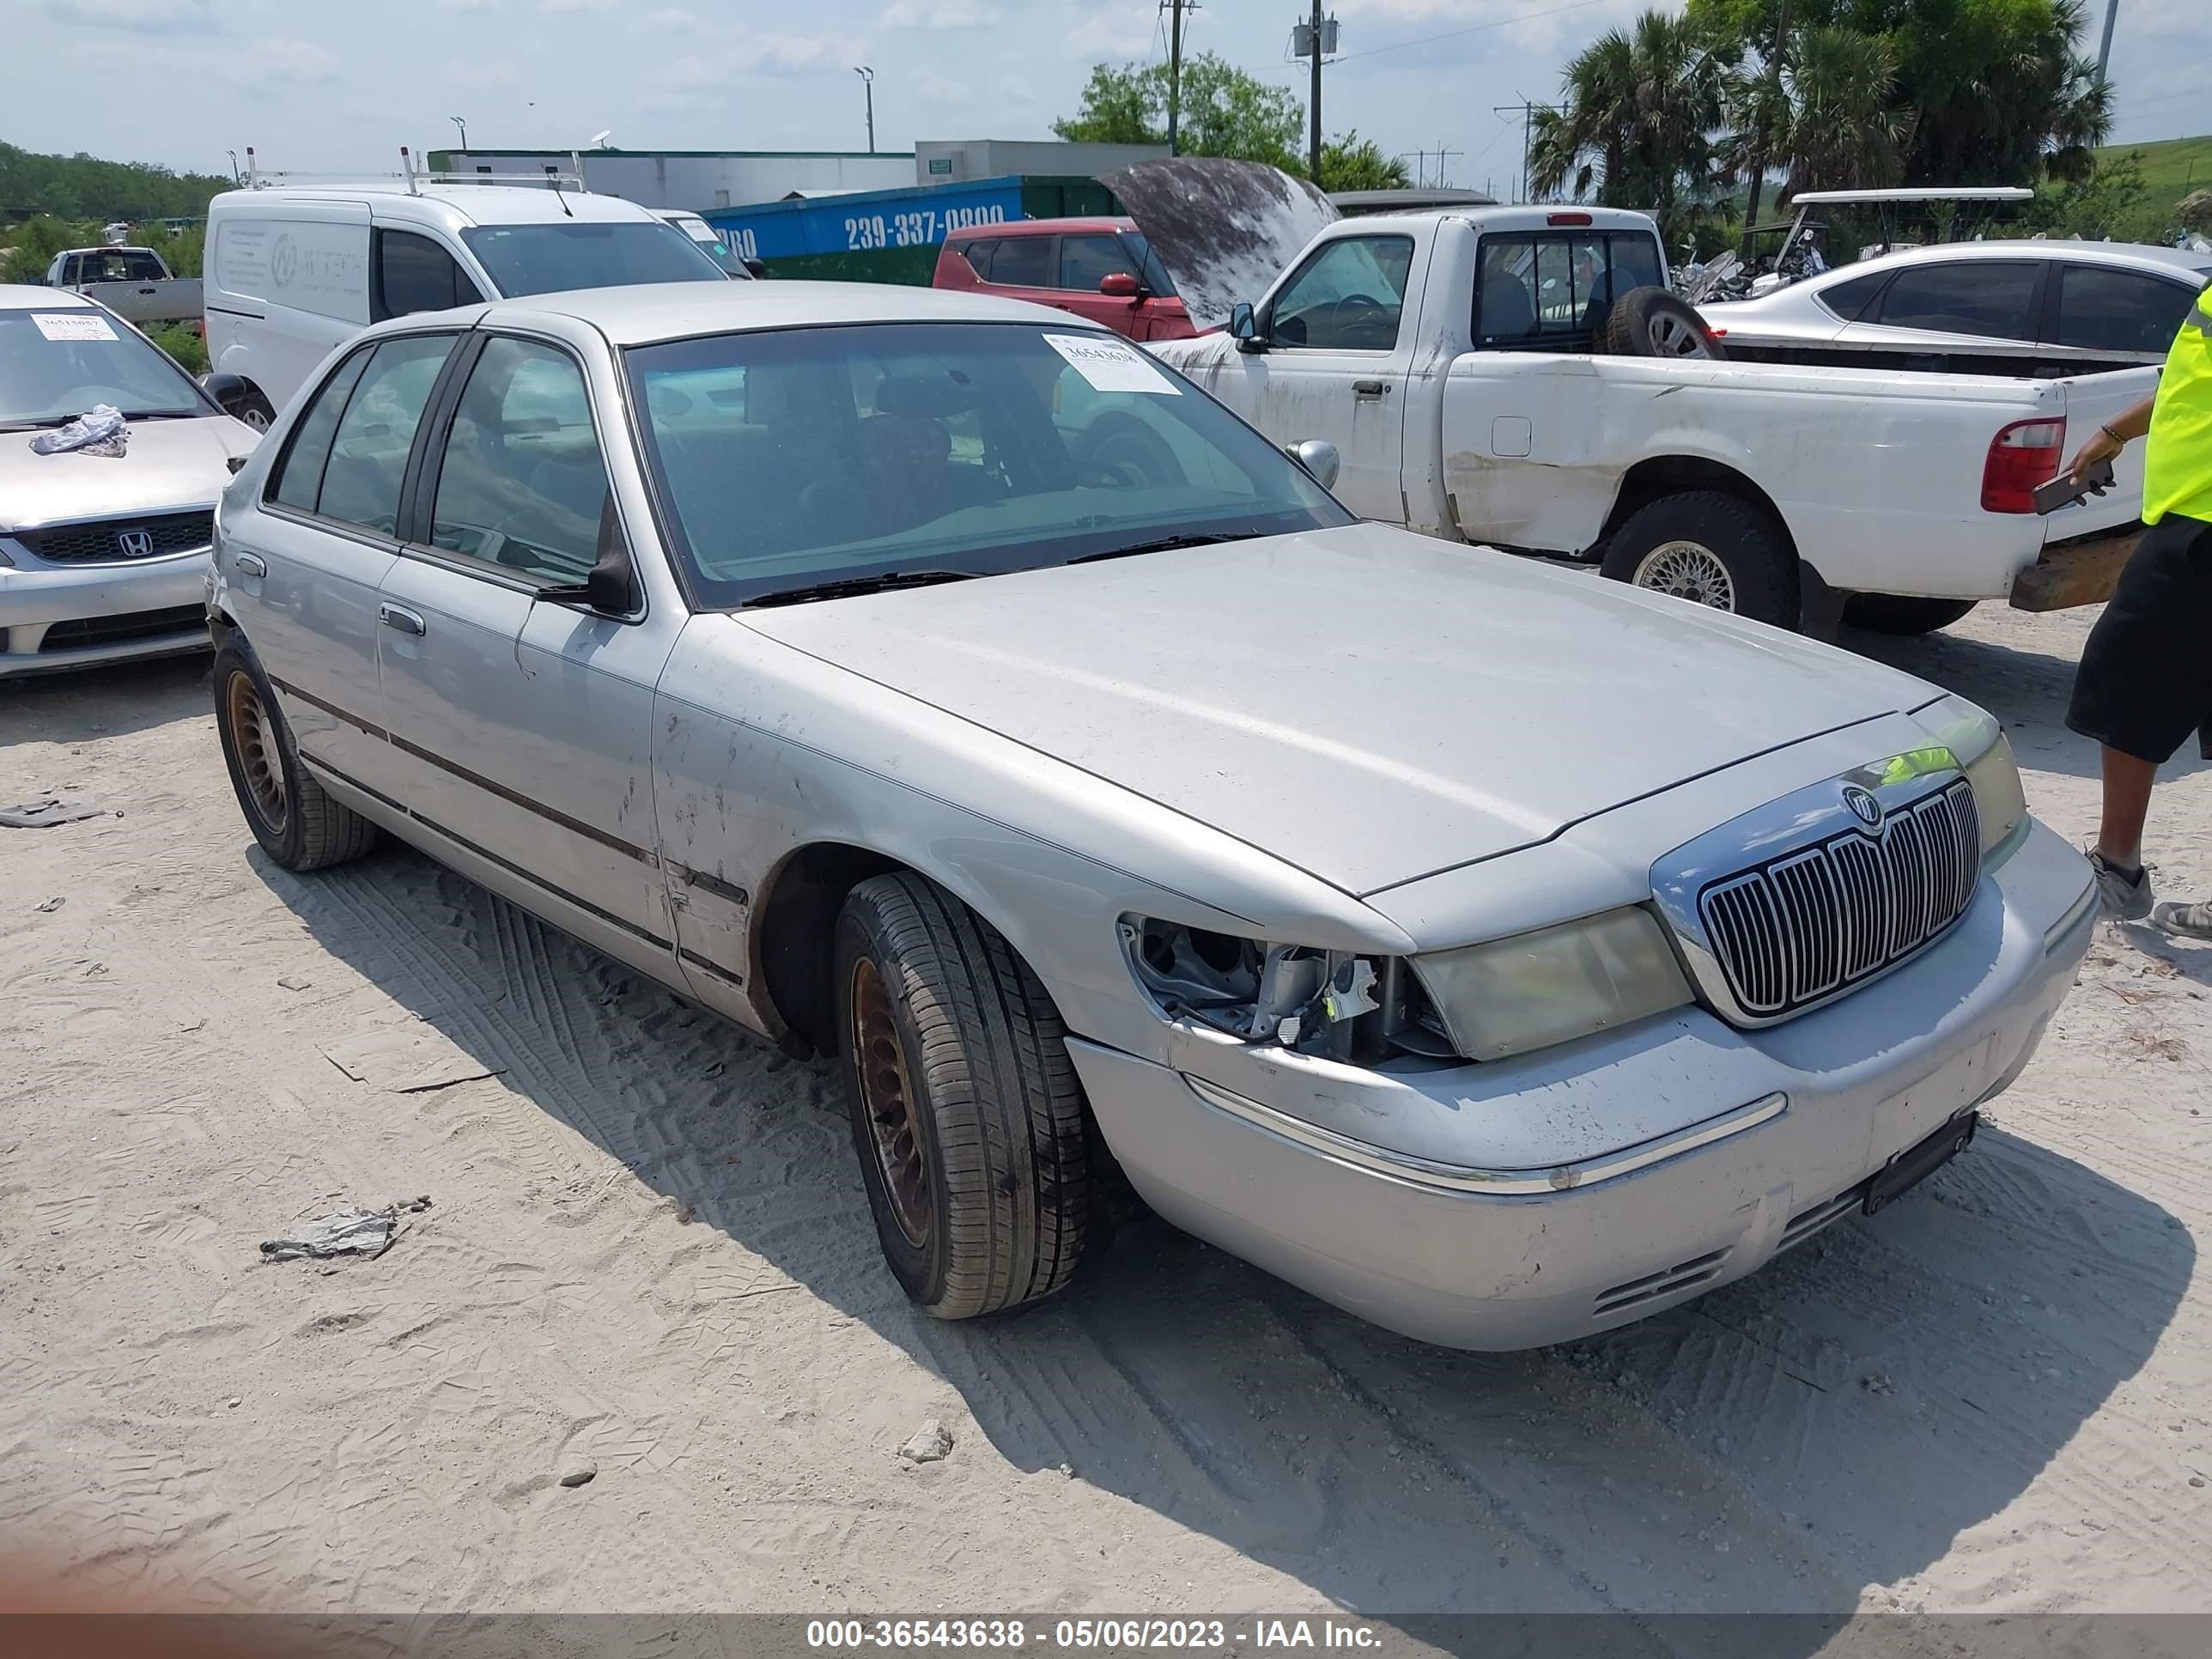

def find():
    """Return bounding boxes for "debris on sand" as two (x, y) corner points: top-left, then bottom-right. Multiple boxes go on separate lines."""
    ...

(0, 798), (109, 830)
(560, 1464), (598, 1489)
(900, 1419), (954, 1464)
(260, 1196), (431, 1263)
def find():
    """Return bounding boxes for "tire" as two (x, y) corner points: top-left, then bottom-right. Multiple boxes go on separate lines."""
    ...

(833, 872), (1090, 1320)
(236, 387), (276, 432)
(212, 637), (378, 872)
(1842, 595), (1978, 635)
(1602, 285), (1729, 360)
(1600, 489), (1798, 628)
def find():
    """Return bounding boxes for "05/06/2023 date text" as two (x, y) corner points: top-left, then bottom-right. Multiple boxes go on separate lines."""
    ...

(843, 205), (1008, 251)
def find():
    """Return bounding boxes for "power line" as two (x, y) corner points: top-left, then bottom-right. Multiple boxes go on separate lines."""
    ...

(1334, 0), (1615, 64)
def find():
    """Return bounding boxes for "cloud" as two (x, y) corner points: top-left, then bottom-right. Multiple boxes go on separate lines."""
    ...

(668, 30), (866, 89)
(51, 0), (219, 30)
(878, 0), (1000, 27)
(224, 38), (341, 85)
(437, 0), (500, 11)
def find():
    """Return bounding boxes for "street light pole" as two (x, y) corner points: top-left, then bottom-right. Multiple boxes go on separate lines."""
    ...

(2096, 0), (2119, 82)
(854, 66), (876, 153)
(449, 114), (468, 154)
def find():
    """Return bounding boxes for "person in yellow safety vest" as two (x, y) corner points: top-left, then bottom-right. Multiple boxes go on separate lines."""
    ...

(2062, 286), (2212, 938)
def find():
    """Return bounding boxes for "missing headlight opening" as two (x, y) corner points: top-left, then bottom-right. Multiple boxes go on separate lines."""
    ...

(1123, 919), (1451, 1063)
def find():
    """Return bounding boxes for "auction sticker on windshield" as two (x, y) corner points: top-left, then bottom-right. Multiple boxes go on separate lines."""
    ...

(1043, 332), (1181, 396)
(33, 312), (119, 343)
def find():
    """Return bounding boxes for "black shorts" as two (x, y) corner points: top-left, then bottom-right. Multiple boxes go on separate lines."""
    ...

(2067, 512), (2212, 765)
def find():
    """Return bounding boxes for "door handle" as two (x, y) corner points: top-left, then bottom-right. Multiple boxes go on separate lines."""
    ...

(379, 603), (426, 637)
(234, 550), (267, 578)
(1352, 379), (1389, 397)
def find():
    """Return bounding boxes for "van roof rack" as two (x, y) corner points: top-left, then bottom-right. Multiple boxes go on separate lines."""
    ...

(242, 147), (584, 193)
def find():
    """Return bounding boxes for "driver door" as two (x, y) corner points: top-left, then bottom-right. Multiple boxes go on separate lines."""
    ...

(1239, 233), (1425, 520)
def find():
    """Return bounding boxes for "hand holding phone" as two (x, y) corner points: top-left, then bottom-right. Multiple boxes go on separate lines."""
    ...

(2033, 457), (2116, 515)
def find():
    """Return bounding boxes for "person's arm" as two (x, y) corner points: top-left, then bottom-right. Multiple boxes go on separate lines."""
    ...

(2065, 392), (2156, 479)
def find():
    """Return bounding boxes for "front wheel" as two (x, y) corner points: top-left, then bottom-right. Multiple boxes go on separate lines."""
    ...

(834, 872), (1091, 1320)
(1842, 595), (1978, 635)
(1600, 490), (1797, 628)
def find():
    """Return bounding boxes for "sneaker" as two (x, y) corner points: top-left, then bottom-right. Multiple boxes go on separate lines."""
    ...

(2087, 850), (2154, 921)
(2151, 899), (2212, 940)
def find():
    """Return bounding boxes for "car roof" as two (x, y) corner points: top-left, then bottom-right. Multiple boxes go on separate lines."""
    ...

(949, 216), (1135, 241)
(474, 279), (1109, 345)
(210, 185), (659, 232)
(1822, 240), (2212, 281)
(0, 284), (94, 311)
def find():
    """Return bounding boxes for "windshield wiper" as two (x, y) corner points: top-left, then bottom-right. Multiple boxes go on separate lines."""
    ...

(118, 408), (200, 421)
(742, 568), (981, 609)
(1066, 530), (1263, 566)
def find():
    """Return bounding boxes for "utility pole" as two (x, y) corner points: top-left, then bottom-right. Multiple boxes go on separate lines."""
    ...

(854, 65), (876, 153)
(1164, 1), (1197, 156)
(2096, 0), (2119, 82)
(1494, 100), (1537, 203)
(1308, 2), (1324, 185)
(1736, 0), (1792, 260)
(1429, 143), (1462, 188)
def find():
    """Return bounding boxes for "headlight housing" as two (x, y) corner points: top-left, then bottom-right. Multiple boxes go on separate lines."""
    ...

(1916, 693), (2027, 858)
(1413, 907), (1692, 1063)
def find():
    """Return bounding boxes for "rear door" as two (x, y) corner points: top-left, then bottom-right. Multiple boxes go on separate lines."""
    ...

(1239, 231), (1425, 520)
(969, 233), (1059, 312)
(1833, 258), (2047, 370)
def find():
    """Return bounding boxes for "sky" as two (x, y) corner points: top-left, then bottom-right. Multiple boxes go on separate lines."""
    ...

(3, 0), (2201, 194)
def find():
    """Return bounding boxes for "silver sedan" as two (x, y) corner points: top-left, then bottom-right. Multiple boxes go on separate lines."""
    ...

(206, 282), (2095, 1350)
(1, 286), (258, 676)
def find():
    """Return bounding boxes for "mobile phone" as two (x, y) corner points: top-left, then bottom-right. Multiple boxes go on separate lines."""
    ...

(2033, 457), (2116, 515)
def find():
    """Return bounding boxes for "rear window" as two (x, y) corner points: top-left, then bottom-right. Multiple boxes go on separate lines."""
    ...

(1474, 231), (1662, 348)
(459, 222), (726, 298)
(76, 250), (168, 283)
(2051, 264), (2202, 354)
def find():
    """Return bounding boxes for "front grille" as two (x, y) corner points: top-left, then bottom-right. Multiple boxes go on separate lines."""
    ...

(1698, 779), (1980, 1019)
(14, 510), (214, 566)
(39, 605), (208, 652)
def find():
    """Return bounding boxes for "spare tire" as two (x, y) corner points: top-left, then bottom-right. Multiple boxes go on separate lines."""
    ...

(1603, 286), (1729, 360)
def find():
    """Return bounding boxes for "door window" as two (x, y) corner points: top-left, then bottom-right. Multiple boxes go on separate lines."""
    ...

(428, 336), (611, 585)
(270, 347), (374, 514)
(374, 229), (484, 320)
(313, 334), (456, 535)
(2052, 264), (2202, 355)
(984, 236), (1054, 288)
(1270, 235), (1414, 349)
(1060, 234), (1142, 292)
(1873, 261), (2040, 341)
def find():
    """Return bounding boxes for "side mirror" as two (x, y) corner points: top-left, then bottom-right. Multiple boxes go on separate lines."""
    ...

(1286, 439), (1340, 491)
(1100, 270), (1142, 300)
(203, 372), (255, 421)
(742, 258), (768, 278)
(1230, 301), (1267, 353)
(538, 499), (641, 618)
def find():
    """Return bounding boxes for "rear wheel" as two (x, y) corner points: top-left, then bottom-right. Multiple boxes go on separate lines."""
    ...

(834, 872), (1090, 1320)
(1601, 490), (1797, 628)
(1842, 595), (1979, 635)
(212, 638), (377, 872)
(235, 388), (276, 431)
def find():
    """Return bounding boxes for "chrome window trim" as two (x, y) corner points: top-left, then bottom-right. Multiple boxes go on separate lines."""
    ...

(1183, 1073), (1788, 1197)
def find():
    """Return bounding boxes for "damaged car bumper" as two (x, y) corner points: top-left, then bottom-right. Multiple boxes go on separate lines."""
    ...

(1068, 820), (2096, 1352)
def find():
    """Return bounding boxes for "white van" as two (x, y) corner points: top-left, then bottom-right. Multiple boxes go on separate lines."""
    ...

(203, 183), (727, 425)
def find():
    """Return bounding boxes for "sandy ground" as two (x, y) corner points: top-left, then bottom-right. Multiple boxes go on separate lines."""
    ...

(1, 600), (2209, 1623)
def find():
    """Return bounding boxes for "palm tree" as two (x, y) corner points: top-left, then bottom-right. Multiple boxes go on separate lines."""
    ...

(1530, 11), (1729, 238)
(1723, 26), (1908, 199)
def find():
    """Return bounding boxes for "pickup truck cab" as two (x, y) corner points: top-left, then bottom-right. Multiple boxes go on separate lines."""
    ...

(45, 245), (204, 329)
(1153, 207), (2154, 634)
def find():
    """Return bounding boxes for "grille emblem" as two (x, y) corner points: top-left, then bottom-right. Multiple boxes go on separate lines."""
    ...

(114, 528), (155, 558)
(1842, 783), (1882, 828)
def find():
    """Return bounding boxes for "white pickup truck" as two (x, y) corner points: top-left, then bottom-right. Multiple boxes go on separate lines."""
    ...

(1151, 206), (2153, 634)
(44, 245), (204, 328)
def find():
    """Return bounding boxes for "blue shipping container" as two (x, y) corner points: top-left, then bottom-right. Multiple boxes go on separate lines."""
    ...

(704, 176), (1026, 268)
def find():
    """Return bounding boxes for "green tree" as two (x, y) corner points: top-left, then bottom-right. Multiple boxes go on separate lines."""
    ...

(0, 142), (228, 222)
(1530, 10), (1731, 239)
(0, 215), (100, 283)
(2028, 150), (2154, 240)
(1055, 52), (1306, 173)
(1722, 24), (1908, 199)
(1319, 132), (1412, 191)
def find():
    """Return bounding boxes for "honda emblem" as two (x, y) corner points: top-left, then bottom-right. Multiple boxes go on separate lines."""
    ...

(113, 528), (155, 558)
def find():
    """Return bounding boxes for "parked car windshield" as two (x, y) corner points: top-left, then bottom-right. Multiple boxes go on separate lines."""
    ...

(459, 222), (726, 298)
(628, 320), (1352, 608)
(0, 307), (210, 427)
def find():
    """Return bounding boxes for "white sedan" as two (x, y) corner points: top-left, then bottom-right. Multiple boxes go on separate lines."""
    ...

(1701, 240), (2210, 374)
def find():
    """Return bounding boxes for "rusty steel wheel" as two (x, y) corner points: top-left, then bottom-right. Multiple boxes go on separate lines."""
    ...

(224, 669), (289, 836)
(848, 955), (933, 1251)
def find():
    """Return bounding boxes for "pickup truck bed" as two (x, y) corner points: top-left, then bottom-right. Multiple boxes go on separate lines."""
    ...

(1153, 207), (2154, 634)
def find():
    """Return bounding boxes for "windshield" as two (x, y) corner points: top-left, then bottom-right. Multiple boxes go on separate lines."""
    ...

(0, 307), (209, 427)
(627, 320), (1352, 608)
(459, 222), (727, 298)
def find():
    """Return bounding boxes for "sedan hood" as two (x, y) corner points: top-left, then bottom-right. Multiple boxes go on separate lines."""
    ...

(3, 414), (258, 531)
(740, 524), (1936, 896)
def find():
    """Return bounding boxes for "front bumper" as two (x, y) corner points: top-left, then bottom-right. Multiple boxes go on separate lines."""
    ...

(0, 549), (213, 677)
(1071, 820), (2096, 1352)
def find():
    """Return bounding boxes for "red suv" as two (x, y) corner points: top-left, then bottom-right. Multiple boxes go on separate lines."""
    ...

(932, 217), (1198, 342)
